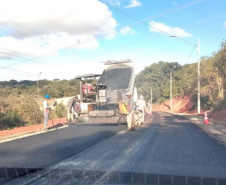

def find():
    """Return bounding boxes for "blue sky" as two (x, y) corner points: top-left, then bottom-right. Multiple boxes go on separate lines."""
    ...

(0, 0), (225, 81)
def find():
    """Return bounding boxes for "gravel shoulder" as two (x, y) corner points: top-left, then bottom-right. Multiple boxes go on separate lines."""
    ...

(177, 113), (226, 147)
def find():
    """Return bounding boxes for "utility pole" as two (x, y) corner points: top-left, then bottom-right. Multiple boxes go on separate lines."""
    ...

(151, 86), (153, 112)
(170, 71), (173, 111)
(79, 79), (83, 103)
(37, 72), (42, 99)
(197, 38), (201, 114)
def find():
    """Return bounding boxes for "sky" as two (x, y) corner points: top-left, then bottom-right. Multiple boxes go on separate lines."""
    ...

(0, 0), (225, 81)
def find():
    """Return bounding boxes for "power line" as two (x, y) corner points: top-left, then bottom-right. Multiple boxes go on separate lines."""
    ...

(0, 48), (46, 71)
(0, 9), (85, 69)
(0, 64), (38, 75)
(100, 0), (200, 47)
(1, 0), (199, 64)
(184, 45), (197, 63)
(0, 0), (203, 73)
(0, 48), (46, 64)
(0, 14), (51, 66)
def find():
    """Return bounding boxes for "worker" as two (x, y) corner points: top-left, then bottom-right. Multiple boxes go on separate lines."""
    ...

(66, 97), (74, 122)
(72, 97), (81, 118)
(136, 95), (146, 124)
(72, 99), (81, 120)
(43, 94), (51, 131)
(126, 92), (135, 131)
(71, 97), (77, 120)
(82, 82), (94, 95)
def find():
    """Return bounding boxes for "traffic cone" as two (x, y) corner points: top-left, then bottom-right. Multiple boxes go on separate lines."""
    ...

(204, 113), (209, 125)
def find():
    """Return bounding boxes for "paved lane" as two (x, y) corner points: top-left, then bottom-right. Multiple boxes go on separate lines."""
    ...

(1, 112), (226, 184)
(54, 112), (226, 179)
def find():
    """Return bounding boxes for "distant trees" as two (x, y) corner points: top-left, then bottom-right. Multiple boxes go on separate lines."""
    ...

(135, 61), (182, 103)
(135, 40), (226, 111)
(0, 78), (81, 99)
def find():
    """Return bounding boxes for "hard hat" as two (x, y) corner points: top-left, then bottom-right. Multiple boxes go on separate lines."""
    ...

(126, 92), (132, 96)
(45, 94), (50, 99)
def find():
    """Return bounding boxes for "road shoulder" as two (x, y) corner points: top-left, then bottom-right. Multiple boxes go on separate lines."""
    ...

(175, 112), (226, 147)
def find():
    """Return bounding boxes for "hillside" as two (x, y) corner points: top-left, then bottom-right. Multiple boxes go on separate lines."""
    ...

(135, 40), (226, 112)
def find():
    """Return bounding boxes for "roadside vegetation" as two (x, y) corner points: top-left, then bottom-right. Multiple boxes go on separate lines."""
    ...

(0, 96), (42, 130)
(0, 78), (98, 130)
(135, 40), (226, 111)
(0, 79), (78, 130)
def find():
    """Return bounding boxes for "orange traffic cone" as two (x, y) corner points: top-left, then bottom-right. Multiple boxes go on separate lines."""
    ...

(204, 113), (209, 125)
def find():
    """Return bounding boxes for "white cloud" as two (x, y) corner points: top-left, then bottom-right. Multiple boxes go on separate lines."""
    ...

(223, 21), (226, 28)
(0, 59), (104, 81)
(125, 0), (142, 8)
(0, 33), (99, 59)
(120, 26), (134, 35)
(149, 21), (192, 37)
(0, 0), (117, 59)
(103, 0), (120, 7)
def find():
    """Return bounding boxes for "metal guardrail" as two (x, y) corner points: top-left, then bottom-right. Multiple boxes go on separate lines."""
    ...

(0, 167), (226, 185)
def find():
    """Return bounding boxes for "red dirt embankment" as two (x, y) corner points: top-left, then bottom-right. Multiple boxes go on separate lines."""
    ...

(153, 95), (195, 114)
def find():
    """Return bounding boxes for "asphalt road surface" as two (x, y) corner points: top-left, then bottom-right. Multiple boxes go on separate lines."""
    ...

(1, 112), (226, 185)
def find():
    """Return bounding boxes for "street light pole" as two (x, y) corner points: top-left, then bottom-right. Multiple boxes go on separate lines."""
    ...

(37, 72), (42, 99)
(170, 71), (173, 111)
(197, 38), (201, 114)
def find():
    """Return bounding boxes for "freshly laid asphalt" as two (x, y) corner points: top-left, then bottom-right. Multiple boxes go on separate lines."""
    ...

(0, 123), (125, 168)
(1, 112), (226, 185)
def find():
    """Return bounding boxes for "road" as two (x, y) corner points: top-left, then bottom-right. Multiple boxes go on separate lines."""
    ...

(1, 112), (226, 185)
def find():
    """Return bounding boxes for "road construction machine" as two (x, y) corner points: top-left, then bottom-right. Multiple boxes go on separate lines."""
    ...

(75, 60), (137, 124)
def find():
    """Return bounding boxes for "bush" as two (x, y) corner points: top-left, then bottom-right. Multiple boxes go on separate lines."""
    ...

(0, 95), (43, 130)
(214, 98), (226, 111)
(0, 110), (24, 130)
(54, 103), (66, 118)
